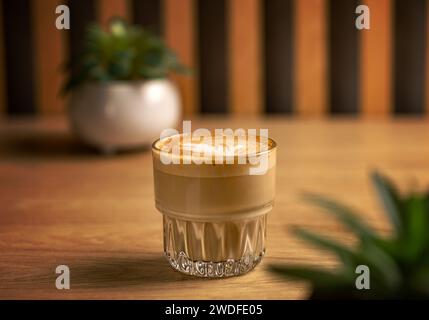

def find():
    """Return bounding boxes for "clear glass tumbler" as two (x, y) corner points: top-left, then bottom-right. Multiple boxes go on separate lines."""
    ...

(152, 133), (276, 277)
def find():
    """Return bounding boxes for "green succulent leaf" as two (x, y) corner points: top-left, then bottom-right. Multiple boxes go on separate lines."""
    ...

(302, 193), (377, 240)
(62, 18), (189, 93)
(110, 18), (127, 37)
(371, 172), (403, 235)
(358, 240), (402, 290)
(400, 195), (429, 262)
(293, 227), (357, 268)
(270, 171), (429, 299)
(293, 227), (401, 288)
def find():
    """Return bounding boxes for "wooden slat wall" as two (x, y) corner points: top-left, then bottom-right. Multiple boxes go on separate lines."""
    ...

(427, 0), (429, 117)
(3, 0), (36, 115)
(360, 0), (392, 117)
(32, 0), (66, 114)
(0, 1), (5, 115)
(68, 0), (96, 81)
(229, 0), (262, 115)
(394, 0), (426, 114)
(198, 0), (228, 113)
(97, 0), (129, 27)
(294, 0), (327, 117)
(329, 0), (359, 114)
(263, 0), (294, 114)
(165, 0), (197, 116)
(2, 0), (429, 117)
(132, 0), (162, 35)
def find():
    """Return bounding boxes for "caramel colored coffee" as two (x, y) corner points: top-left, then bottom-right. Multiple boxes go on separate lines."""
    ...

(152, 133), (276, 277)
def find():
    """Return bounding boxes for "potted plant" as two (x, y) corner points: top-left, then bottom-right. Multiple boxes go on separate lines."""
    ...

(270, 172), (429, 299)
(63, 19), (187, 153)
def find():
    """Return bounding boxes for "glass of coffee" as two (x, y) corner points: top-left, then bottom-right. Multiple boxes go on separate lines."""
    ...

(152, 132), (276, 277)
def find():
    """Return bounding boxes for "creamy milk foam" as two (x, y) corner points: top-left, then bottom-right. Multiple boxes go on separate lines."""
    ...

(152, 133), (276, 277)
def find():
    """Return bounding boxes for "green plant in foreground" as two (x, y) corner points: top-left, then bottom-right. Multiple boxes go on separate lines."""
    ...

(63, 18), (188, 93)
(270, 172), (429, 299)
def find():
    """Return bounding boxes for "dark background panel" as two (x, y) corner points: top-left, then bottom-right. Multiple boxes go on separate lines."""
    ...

(2, 0), (36, 115)
(263, 0), (294, 114)
(394, 0), (426, 114)
(197, 0), (228, 113)
(329, 0), (359, 114)
(68, 0), (96, 81)
(132, 0), (162, 35)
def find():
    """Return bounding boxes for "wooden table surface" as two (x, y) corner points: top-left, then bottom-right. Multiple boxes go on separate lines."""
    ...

(0, 116), (428, 299)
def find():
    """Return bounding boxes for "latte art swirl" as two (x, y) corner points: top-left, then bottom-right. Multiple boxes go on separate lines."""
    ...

(180, 141), (249, 156)
(154, 133), (274, 166)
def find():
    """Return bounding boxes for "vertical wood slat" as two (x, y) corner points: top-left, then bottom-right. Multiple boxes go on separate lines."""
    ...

(394, 0), (426, 114)
(426, 0), (429, 117)
(198, 0), (228, 113)
(264, 0), (294, 114)
(68, 0), (96, 80)
(329, 0), (359, 114)
(0, 1), (5, 115)
(360, 0), (392, 117)
(32, 0), (67, 114)
(3, 0), (36, 115)
(294, 0), (327, 117)
(165, 0), (197, 116)
(132, 0), (162, 35)
(97, 0), (129, 27)
(229, 0), (262, 115)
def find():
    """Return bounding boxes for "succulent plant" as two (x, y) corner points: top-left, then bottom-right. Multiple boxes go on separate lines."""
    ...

(270, 172), (429, 299)
(63, 18), (188, 92)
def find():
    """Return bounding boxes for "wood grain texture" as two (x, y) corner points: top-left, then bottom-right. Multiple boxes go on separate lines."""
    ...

(32, 0), (67, 115)
(97, 0), (129, 27)
(1, 117), (428, 299)
(229, 0), (262, 115)
(294, 0), (327, 117)
(360, 0), (392, 117)
(164, 0), (197, 116)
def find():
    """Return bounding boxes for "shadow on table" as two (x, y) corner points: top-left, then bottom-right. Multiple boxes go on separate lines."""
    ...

(69, 255), (200, 288)
(0, 129), (149, 161)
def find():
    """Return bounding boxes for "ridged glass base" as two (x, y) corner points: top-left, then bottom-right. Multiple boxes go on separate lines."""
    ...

(163, 214), (267, 278)
(165, 250), (265, 277)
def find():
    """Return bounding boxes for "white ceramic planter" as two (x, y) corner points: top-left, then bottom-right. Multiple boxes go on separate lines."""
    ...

(69, 80), (181, 153)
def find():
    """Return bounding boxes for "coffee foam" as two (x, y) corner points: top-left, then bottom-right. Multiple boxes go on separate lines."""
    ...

(152, 133), (276, 177)
(155, 133), (273, 155)
(180, 140), (249, 157)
